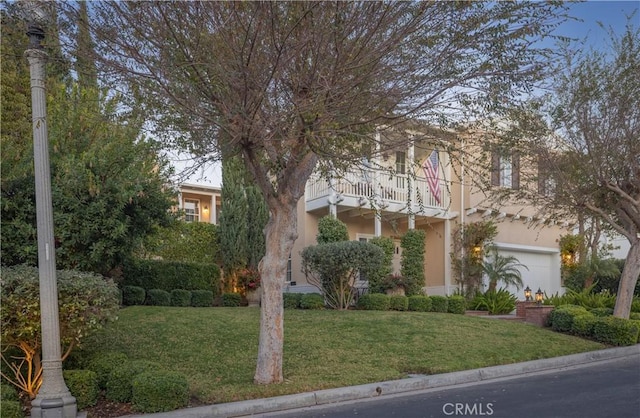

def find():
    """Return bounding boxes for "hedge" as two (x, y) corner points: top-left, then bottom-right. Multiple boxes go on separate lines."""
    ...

(132, 371), (189, 413)
(570, 314), (598, 338)
(106, 360), (159, 403)
(122, 286), (146, 306)
(170, 289), (192, 307)
(430, 295), (448, 313)
(389, 295), (409, 311)
(191, 290), (214, 307)
(592, 316), (640, 346)
(63, 369), (99, 409)
(408, 295), (432, 312)
(222, 293), (242, 307)
(300, 293), (325, 309)
(146, 289), (171, 306)
(87, 351), (129, 389)
(122, 259), (220, 295)
(283, 293), (302, 309)
(357, 294), (390, 311)
(0, 401), (23, 418)
(549, 305), (590, 333)
(447, 295), (466, 314)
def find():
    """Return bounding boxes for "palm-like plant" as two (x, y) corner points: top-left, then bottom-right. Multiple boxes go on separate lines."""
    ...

(482, 248), (528, 292)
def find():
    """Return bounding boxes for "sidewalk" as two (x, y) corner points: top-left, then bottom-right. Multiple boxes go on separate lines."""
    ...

(119, 345), (639, 418)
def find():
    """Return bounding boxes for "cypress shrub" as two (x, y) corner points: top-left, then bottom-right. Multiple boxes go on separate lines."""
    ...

(357, 293), (390, 311)
(132, 371), (189, 413)
(408, 295), (432, 312)
(191, 290), (214, 307)
(300, 293), (325, 309)
(146, 289), (171, 306)
(400, 229), (426, 296)
(368, 236), (395, 294)
(170, 289), (192, 307)
(122, 286), (145, 306)
(430, 295), (448, 313)
(389, 295), (409, 311)
(447, 295), (466, 314)
(63, 370), (99, 409)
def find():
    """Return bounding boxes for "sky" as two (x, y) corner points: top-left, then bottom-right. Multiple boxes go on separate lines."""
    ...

(175, 0), (639, 188)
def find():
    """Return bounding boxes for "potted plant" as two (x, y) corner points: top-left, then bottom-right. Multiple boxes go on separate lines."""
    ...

(382, 273), (406, 296)
(238, 268), (261, 307)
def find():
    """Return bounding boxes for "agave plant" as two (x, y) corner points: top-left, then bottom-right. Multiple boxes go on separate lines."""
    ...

(482, 248), (528, 292)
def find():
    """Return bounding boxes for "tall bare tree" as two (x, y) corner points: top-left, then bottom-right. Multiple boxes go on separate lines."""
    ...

(74, 1), (568, 384)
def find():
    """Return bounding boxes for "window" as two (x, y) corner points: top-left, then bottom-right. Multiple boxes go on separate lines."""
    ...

(184, 199), (200, 222)
(286, 254), (292, 282)
(491, 149), (520, 190)
(395, 151), (406, 174)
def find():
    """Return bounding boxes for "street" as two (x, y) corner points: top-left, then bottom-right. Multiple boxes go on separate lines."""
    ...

(260, 355), (640, 418)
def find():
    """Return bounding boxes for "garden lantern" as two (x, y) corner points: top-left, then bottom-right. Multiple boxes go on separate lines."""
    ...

(524, 286), (532, 302)
(535, 288), (544, 305)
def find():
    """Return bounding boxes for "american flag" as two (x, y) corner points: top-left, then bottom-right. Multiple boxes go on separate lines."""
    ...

(423, 150), (441, 204)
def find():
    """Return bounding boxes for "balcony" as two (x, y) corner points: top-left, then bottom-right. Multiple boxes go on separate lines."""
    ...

(305, 170), (451, 218)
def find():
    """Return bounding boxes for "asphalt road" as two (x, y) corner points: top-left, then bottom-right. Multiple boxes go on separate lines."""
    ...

(260, 355), (640, 418)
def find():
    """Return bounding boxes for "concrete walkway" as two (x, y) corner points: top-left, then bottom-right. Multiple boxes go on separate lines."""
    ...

(119, 345), (640, 418)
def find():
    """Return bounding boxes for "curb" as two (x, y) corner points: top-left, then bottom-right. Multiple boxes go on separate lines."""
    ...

(120, 345), (639, 418)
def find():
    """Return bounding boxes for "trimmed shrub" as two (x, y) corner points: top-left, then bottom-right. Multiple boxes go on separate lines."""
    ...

(571, 314), (598, 338)
(316, 216), (349, 244)
(589, 307), (614, 317)
(389, 295), (409, 311)
(63, 369), (99, 409)
(122, 259), (221, 296)
(283, 293), (302, 309)
(132, 371), (189, 413)
(430, 296), (448, 313)
(408, 295), (432, 312)
(147, 289), (171, 306)
(632, 299), (640, 313)
(191, 290), (214, 307)
(368, 236), (395, 294)
(0, 401), (23, 418)
(357, 293), (390, 311)
(123, 285), (146, 306)
(549, 305), (590, 333)
(222, 293), (242, 307)
(170, 289), (192, 307)
(447, 295), (466, 314)
(630, 312), (640, 320)
(87, 351), (128, 389)
(106, 360), (159, 402)
(400, 229), (426, 296)
(1, 383), (19, 401)
(300, 293), (325, 310)
(632, 320), (640, 343)
(592, 316), (640, 346)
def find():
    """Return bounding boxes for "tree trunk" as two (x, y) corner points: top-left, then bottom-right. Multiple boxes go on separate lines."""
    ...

(613, 238), (640, 319)
(254, 203), (298, 384)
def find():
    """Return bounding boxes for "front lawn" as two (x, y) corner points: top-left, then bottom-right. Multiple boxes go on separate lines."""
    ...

(78, 307), (604, 405)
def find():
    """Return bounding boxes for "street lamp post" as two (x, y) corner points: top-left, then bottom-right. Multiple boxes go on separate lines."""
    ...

(21, 2), (78, 417)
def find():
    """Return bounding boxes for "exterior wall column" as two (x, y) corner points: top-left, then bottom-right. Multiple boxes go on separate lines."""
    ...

(328, 175), (337, 217)
(210, 195), (216, 224)
(444, 218), (452, 294)
(408, 140), (415, 230)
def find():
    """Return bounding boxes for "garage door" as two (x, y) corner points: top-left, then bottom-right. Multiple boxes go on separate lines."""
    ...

(494, 244), (563, 298)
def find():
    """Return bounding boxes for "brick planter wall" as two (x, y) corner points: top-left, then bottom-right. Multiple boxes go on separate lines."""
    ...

(516, 301), (538, 318)
(524, 305), (555, 327)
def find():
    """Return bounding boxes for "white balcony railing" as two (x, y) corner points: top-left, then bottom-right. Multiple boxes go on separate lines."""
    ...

(306, 170), (449, 212)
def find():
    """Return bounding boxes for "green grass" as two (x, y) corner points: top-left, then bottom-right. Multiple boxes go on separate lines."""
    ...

(80, 307), (604, 405)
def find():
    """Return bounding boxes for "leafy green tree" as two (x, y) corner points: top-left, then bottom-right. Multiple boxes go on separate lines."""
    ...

(246, 185), (269, 270)
(0, 8), (175, 276)
(86, 1), (569, 383)
(482, 248), (528, 292)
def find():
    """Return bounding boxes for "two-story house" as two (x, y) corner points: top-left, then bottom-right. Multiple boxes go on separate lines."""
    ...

(177, 124), (568, 297)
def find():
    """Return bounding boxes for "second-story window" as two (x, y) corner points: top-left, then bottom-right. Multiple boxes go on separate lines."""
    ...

(491, 149), (520, 190)
(184, 199), (200, 222)
(395, 151), (406, 174)
(499, 155), (513, 188)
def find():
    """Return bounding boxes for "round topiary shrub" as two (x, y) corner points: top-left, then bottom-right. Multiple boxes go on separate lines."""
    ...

(571, 314), (597, 338)
(389, 295), (409, 311)
(283, 293), (302, 309)
(221, 292), (242, 307)
(430, 295), (448, 313)
(408, 295), (432, 312)
(170, 289), (192, 307)
(357, 293), (390, 311)
(191, 290), (214, 307)
(132, 371), (189, 413)
(106, 360), (159, 403)
(87, 351), (129, 389)
(63, 369), (99, 409)
(549, 305), (589, 332)
(447, 295), (466, 314)
(300, 293), (325, 309)
(147, 289), (171, 306)
(0, 400), (23, 418)
(122, 285), (146, 306)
